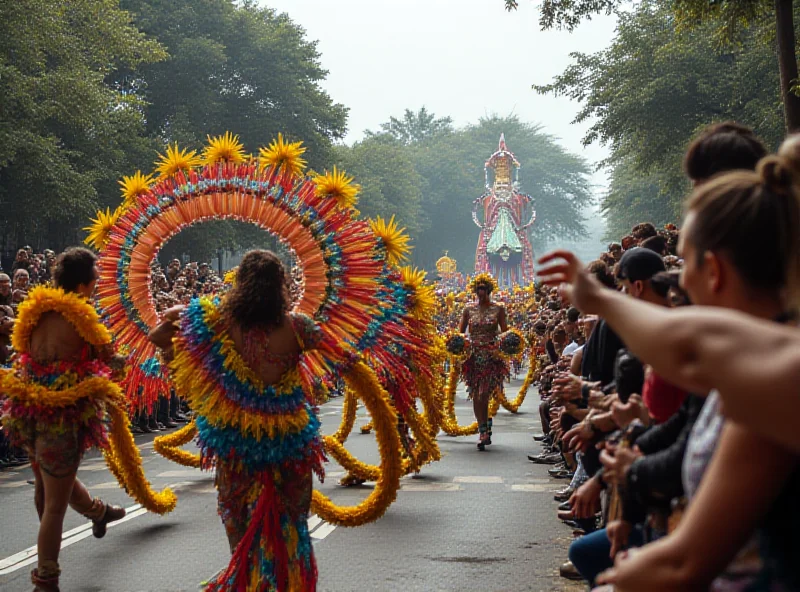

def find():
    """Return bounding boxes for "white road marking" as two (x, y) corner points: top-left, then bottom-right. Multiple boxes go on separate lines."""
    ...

(510, 484), (562, 492)
(0, 481), (29, 489)
(310, 522), (336, 540)
(78, 464), (109, 472)
(453, 476), (503, 484)
(88, 481), (131, 490)
(0, 503), (145, 575)
(400, 482), (462, 492)
(155, 469), (204, 478)
(0, 493), (336, 576)
(307, 514), (323, 532)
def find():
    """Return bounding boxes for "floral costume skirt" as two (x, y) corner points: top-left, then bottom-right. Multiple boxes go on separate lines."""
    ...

(210, 462), (316, 591)
(461, 345), (508, 405)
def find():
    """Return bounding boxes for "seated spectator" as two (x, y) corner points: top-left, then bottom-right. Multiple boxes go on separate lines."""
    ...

(12, 268), (29, 307)
(0, 273), (11, 307)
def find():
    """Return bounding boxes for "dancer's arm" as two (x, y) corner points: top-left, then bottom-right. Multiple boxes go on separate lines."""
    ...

(149, 306), (184, 350)
(458, 308), (469, 334)
(498, 306), (508, 333)
(538, 250), (800, 453)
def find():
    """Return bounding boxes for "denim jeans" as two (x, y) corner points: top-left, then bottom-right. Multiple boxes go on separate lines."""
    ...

(568, 525), (644, 587)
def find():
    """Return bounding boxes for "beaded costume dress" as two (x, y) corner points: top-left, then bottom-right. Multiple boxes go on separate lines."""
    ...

(461, 303), (508, 404)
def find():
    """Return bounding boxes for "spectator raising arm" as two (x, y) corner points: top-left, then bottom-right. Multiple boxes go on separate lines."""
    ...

(538, 250), (800, 454)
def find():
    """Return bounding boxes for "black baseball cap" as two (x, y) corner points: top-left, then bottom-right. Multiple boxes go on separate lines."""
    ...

(616, 247), (666, 282)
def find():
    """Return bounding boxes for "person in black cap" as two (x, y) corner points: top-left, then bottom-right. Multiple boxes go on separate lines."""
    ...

(615, 247), (667, 304)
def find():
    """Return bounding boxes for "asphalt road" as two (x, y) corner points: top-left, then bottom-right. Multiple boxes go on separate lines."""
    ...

(0, 373), (584, 592)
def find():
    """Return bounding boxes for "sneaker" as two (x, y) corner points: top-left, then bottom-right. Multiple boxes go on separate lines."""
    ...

(527, 452), (561, 465)
(553, 487), (575, 502)
(559, 561), (584, 581)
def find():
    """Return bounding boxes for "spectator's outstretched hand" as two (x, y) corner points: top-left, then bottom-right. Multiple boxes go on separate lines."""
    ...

(537, 250), (604, 314)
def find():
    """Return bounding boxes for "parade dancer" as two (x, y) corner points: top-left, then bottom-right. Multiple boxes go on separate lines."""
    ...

(0, 248), (128, 592)
(150, 251), (325, 591)
(458, 273), (508, 450)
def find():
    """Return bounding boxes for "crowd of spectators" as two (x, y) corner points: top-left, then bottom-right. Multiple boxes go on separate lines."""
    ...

(530, 121), (800, 591)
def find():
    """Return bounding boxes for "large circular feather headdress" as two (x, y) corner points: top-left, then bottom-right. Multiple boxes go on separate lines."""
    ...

(85, 132), (427, 410)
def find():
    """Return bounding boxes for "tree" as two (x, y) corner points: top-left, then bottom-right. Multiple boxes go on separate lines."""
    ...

(118, 0), (348, 170)
(0, 0), (166, 252)
(365, 107), (454, 145)
(506, 0), (800, 132)
(534, 1), (785, 233)
(332, 135), (425, 237)
(602, 159), (676, 240)
(102, 0), (351, 259)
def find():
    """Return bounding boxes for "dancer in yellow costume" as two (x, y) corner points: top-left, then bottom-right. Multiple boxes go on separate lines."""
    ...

(0, 248), (175, 592)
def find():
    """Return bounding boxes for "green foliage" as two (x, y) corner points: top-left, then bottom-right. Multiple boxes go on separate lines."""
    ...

(535, 0), (785, 236)
(365, 107), (454, 145)
(332, 136), (425, 237)
(118, 0), (348, 170)
(0, 0), (166, 248)
(0, 0), (348, 259)
(504, 0), (622, 29)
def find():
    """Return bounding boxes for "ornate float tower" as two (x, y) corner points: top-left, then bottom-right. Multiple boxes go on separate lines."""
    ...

(472, 134), (536, 287)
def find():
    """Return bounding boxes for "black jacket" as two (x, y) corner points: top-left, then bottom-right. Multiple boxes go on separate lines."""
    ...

(581, 319), (624, 387)
(622, 394), (706, 519)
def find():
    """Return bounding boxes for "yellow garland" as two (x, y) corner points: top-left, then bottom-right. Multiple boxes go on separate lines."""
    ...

(360, 420), (373, 435)
(439, 359), (499, 437)
(322, 436), (381, 482)
(311, 360), (403, 526)
(0, 373), (176, 515)
(153, 420), (201, 468)
(402, 406), (441, 473)
(497, 356), (538, 413)
(417, 374), (443, 436)
(331, 386), (358, 443)
(104, 404), (177, 514)
(11, 286), (111, 353)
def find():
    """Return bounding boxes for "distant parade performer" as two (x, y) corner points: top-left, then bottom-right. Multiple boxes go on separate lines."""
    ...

(0, 248), (175, 592)
(458, 273), (508, 450)
(150, 251), (325, 591)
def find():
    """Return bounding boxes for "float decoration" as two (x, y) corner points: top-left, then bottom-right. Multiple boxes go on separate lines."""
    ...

(473, 134), (536, 288)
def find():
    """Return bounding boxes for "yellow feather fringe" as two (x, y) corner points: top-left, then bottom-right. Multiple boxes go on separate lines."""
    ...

(439, 360), (499, 437)
(331, 387), (358, 443)
(311, 360), (403, 526)
(11, 286), (111, 353)
(153, 420), (201, 468)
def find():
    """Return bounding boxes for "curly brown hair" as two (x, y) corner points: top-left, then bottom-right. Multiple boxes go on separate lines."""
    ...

(222, 250), (289, 331)
(54, 247), (97, 293)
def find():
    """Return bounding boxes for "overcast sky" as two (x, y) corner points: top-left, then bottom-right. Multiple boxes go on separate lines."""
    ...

(263, 0), (618, 192)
